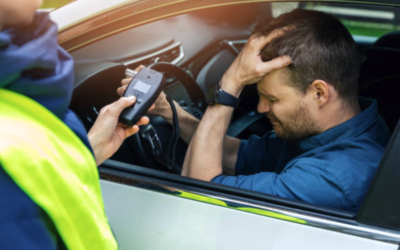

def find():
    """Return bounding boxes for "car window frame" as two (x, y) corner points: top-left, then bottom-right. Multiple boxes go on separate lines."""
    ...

(58, 0), (400, 238)
(358, 117), (400, 231)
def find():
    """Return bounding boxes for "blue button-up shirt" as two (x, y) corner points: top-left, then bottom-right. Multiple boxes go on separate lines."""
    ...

(212, 98), (390, 211)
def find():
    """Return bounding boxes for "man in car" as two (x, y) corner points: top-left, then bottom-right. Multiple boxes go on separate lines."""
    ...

(119, 9), (390, 211)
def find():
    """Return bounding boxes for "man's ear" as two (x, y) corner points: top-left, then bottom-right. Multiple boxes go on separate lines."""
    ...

(309, 80), (330, 107)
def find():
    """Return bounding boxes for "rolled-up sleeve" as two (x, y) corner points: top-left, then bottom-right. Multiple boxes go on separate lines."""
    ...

(212, 160), (350, 210)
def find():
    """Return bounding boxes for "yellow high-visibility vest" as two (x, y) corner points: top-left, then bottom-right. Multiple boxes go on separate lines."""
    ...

(0, 88), (118, 250)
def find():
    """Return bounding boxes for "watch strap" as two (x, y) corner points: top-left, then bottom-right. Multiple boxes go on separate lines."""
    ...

(215, 88), (240, 108)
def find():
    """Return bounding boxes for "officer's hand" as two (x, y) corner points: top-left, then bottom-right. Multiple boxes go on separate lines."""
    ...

(88, 96), (152, 166)
(222, 28), (292, 91)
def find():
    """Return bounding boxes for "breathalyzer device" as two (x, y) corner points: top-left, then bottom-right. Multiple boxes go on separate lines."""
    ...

(119, 68), (165, 127)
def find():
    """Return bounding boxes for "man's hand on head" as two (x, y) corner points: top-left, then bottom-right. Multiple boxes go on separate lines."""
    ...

(222, 28), (292, 95)
(180, 29), (293, 183)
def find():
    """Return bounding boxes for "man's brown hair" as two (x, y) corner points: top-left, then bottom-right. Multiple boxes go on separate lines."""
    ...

(255, 9), (361, 109)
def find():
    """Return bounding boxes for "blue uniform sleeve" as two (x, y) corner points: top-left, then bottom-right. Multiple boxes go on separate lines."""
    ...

(0, 166), (61, 249)
(213, 159), (351, 210)
(235, 132), (285, 175)
(63, 109), (93, 155)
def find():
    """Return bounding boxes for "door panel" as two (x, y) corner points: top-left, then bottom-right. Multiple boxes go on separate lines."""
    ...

(101, 180), (397, 250)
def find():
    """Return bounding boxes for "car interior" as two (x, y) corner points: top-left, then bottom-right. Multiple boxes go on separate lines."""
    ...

(68, 1), (400, 221)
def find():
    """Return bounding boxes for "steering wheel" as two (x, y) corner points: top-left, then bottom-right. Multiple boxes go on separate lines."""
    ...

(126, 62), (205, 172)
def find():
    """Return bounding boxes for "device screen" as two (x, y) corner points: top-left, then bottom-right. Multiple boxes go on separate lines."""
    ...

(134, 80), (152, 94)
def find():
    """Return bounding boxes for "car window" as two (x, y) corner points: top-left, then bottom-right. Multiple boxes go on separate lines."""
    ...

(272, 2), (400, 39)
(66, 0), (396, 217)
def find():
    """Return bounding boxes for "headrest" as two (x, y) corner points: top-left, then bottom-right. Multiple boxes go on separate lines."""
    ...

(359, 47), (400, 89)
(374, 31), (400, 49)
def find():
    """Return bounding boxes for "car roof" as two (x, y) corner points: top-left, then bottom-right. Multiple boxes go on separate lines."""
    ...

(50, 0), (138, 31)
(51, 0), (400, 32)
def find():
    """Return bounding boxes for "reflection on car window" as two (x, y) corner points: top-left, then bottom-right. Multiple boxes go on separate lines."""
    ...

(272, 2), (400, 38)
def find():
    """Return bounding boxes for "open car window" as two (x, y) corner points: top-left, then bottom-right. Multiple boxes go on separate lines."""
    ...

(62, 1), (400, 245)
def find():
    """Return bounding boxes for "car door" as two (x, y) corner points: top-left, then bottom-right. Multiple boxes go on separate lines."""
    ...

(99, 153), (400, 250)
(51, 0), (400, 249)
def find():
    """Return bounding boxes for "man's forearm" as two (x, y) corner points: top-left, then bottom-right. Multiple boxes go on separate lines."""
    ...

(162, 101), (240, 175)
(182, 105), (233, 180)
(182, 78), (243, 181)
(161, 101), (199, 144)
(222, 136), (240, 175)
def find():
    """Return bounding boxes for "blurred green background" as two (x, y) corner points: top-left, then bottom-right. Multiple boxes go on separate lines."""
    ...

(303, 2), (400, 38)
(41, 0), (74, 9)
(273, 2), (400, 38)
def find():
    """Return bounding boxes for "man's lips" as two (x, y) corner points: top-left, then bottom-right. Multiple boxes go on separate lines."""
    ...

(267, 115), (279, 124)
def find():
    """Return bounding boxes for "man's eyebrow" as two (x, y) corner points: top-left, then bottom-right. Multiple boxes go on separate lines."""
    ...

(257, 87), (277, 99)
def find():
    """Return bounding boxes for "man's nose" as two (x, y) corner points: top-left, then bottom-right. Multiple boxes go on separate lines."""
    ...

(257, 100), (271, 113)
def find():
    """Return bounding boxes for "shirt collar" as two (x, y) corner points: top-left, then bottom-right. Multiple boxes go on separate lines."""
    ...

(298, 97), (379, 152)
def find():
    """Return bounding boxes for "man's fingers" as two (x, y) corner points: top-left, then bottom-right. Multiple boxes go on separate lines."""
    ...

(135, 65), (146, 72)
(282, 24), (296, 32)
(260, 55), (292, 73)
(120, 65), (147, 95)
(122, 65), (145, 85)
(121, 78), (132, 86)
(148, 104), (156, 111)
(117, 86), (127, 96)
(255, 29), (285, 47)
(253, 26), (294, 48)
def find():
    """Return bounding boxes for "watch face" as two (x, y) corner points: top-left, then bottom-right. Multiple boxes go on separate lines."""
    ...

(205, 82), (218, 103)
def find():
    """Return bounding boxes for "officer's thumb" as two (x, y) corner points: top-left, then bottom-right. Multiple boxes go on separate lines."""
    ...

(110, 96), (136, 116)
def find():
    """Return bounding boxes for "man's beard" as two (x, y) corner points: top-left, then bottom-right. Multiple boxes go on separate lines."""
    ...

(271, 103), (321, 141)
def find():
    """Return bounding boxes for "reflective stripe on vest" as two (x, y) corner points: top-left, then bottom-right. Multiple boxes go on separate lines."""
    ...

(0, 89), (118, 250)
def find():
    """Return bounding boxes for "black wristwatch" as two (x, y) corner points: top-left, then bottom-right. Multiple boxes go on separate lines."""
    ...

(206, 82), (240, 108)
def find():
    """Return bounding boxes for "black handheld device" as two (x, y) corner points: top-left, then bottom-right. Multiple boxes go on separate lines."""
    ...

(119, 68), (165, 127)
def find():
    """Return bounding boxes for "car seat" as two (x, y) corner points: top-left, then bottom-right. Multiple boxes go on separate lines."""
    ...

(373, 31), (400, 49)
(359, 33), (400, 133)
